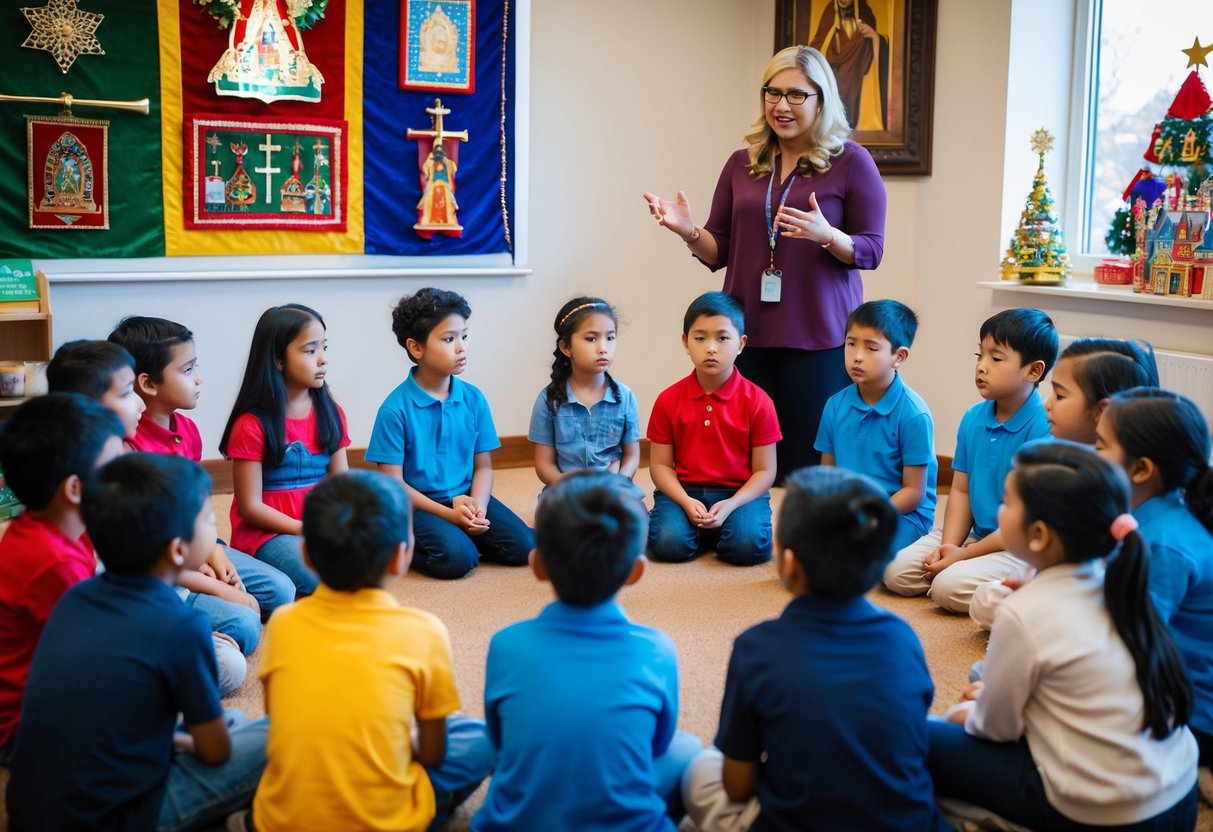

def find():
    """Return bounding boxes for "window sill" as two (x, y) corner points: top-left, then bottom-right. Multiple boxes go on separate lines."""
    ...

(976, 280), (1213, 312)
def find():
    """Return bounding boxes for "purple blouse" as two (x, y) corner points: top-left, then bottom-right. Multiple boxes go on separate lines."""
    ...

(701, 141), (887, 351)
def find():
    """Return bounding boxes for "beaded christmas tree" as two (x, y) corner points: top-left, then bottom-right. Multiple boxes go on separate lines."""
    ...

(1000, 129), (1070, 285)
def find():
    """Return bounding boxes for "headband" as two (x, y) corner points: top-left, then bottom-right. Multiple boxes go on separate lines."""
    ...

(557, 302), (607, 331)
(1110, 513), (1138, 541)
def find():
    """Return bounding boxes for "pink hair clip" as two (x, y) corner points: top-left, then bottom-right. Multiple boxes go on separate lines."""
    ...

(1110, 513), (1138, 541)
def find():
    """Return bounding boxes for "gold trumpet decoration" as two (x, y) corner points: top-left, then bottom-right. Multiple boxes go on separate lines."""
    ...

(0, 91), (148, 116)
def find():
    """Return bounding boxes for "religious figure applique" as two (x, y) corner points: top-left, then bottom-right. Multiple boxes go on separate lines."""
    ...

(418, 5), (459, 74)
(304, 138), (332, 215)
(280, 139), (306, 212)
(225, 141), (256, 205)
(406, 98), (468, 238)
(207, 0), (325, 104)
(40, 131), (98, 216)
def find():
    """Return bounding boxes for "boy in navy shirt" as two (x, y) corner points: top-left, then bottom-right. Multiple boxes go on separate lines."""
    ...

(474, 471), (701, 831)
(815, 299), (936, 554)
(366, 288), (533, 579)
(647, 292), (781, 565)
(6, 454), (267, 831)
(883, 308), (1057, 614)
(683, 467), (946, 832)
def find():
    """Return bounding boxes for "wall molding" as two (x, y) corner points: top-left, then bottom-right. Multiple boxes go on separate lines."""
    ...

(203, 438), (951, 495)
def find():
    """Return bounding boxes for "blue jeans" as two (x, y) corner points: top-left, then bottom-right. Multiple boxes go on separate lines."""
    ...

(254, 534), (318, 596)
(157, 710), (267, 832)
(927, 718), (1198, 830)
(412, 496), (534, 580)
(427, 716), (497, 829)
(647, 488), (772, 566)
(224, 547), (295, 617)
(187, 593), (261, 655)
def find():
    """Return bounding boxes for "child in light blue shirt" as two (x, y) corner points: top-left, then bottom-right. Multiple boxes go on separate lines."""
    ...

(528, 297), (640, 487)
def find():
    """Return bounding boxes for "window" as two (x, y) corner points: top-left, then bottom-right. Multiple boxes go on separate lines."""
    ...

(1071, 0), (1208, 259)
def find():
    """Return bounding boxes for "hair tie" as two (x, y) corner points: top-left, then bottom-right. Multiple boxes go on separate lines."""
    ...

(1110, 513), (1138, 541)
(557, 302), (605, 330)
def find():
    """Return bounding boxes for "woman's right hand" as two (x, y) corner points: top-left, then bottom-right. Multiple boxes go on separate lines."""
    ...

(642, 191), (694, 239)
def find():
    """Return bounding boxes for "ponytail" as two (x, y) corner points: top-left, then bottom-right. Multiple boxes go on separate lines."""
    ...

(1103, 529), (1192, 739)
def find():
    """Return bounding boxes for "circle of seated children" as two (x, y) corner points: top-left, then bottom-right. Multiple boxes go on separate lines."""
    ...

(5, 291), (1211, 829)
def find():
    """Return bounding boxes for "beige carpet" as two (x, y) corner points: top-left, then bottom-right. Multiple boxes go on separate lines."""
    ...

(2, 467), (1208, 830)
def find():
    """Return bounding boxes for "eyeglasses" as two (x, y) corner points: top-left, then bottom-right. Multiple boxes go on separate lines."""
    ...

(762, 86), (819, 106)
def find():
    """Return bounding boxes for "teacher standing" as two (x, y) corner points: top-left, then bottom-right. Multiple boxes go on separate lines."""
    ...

(644, 45), (887, 480)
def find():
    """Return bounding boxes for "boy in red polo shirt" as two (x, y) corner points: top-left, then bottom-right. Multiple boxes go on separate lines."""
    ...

(0, 394), (125, 763)
(647, 292), (781, 565)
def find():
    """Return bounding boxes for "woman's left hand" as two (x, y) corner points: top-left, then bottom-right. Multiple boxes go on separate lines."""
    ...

(776, 192), (834, 246)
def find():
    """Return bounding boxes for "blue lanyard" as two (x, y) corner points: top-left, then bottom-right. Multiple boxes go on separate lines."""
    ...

(765, 168), (797, 265)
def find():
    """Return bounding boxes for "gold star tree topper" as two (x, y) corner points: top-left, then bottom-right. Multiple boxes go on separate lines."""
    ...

(1030, 128), (1055, 156)
(1182, 36), (1213, 70)
(21, 0), (105, 75)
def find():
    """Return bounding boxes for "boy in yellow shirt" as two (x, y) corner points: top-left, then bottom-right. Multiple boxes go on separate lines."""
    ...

(234, 471), (492, 831)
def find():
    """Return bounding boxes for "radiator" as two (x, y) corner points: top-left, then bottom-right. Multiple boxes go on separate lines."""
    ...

(1058, 336), (1213, 427)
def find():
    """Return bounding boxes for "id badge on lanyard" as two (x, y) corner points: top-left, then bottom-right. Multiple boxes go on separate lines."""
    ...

(763, 169), (796, 303)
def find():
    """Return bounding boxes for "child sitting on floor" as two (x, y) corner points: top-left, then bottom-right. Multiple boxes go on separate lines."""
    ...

(475, 470), (702, 831)
(240, 471), (492, 832)
(366, 288), (533, 579)
(0, 394), (124, 764)
(646, 291), (781, 566)
(683, 466), (945, 832)
(6, 453), (268, 831)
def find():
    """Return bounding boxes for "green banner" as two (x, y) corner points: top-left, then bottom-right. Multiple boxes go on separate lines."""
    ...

(0, 2), (164, 258)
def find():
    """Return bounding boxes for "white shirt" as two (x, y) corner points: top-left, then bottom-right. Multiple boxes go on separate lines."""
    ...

(968, 561), (1197, 825)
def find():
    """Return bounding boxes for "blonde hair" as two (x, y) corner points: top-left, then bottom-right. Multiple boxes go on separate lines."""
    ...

(745, 46), (852, 177)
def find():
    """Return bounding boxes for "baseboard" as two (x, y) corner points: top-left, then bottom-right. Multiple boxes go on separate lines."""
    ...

(202, 439), (949, 495)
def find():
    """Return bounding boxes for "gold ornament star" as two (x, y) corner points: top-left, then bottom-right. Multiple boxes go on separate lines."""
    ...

(206, 134), (223, 153)
(1030, 128), (1055, 155)
(1182, 36), (1213, 70)
(21, 0), (104, 75)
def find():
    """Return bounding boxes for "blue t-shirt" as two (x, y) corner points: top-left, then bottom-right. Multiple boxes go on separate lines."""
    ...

(814, 374), (937, 535)
(7, 573), (221, 831)
(474, 600), (678, 832)
(716, 595), (946, 832)
(527, 380), (640, 474)
(952, 393), (1050, 538)
(1137, 490), (1213, 736)
(365, 369), (501, 501)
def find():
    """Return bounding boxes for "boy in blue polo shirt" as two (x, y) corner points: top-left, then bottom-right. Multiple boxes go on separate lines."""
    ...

(474, 470), (701, 831)
(683, 467), (946, 832)
(815, 299), (936, 554)
(366, 287), (533, 579)
(883, 307), (1057, 613)
(6, 453), (266, 831)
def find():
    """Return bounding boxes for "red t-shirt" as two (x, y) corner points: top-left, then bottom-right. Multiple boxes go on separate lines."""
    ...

(0, 514), (95, 746)
(128, 412), (204, 461)
(226, 406), (350, 556)
(647, 370), (781, 488)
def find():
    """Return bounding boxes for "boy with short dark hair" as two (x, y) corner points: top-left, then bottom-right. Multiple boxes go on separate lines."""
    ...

(883, 307), (1058, 613)
(366, 287), (533, 579)
(108, 316), (295, 620)
(683, 466), (946, 832)
(474, 471), (701, 831)
(47, 339), (145, 444)
(0, 394), (124, 764)
(242, 471), (492, 832)
(54, 332), (268, 672)
(6, 453), (267, 831)
(647, 291), (781, 565)
(815, 299), (937, 553)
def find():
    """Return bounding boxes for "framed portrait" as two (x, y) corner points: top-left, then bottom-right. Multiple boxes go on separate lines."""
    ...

(400, 0), (477, 93)
(775, 0), (936, 176)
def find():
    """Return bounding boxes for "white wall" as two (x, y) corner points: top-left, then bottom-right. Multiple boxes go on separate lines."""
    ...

(46, 0), (1212, 461)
